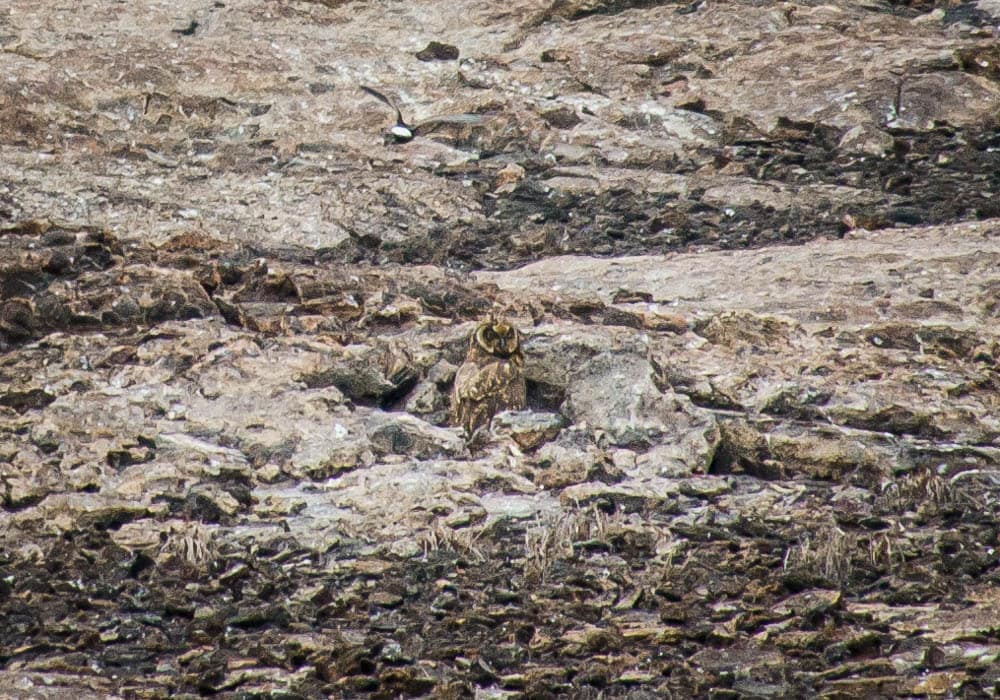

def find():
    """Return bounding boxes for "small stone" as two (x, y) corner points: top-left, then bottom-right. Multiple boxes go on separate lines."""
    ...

(911, 671), (965, 695)
(491, 410), (564, 450)
(370, 591), (404, 608)
(379, 640), (408, 663)
(618, 671), (656, 684)
(838, 124), (894, 157)
(415, 41), (459, 61)
(559, 625), (624, 654)
(771, 589), (841, 618)
(366, 412), (464, 458)
(500, 673), (526, 689)
(354, 559), (393, 576)
(494, 163), (526, 193)
(912, 7), (946, 23)
(540, 107), (581, 129)
(256, 463), (283, 483)
(678, 476), (732, 498)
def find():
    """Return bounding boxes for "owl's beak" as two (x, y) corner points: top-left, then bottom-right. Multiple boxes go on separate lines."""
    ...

(497, 337), (508, 354)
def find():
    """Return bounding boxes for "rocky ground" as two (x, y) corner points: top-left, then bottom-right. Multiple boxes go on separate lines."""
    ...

(2, 0), (1000, 697)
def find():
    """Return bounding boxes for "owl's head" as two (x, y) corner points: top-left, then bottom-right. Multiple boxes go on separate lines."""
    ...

(473, 318), (522, 358)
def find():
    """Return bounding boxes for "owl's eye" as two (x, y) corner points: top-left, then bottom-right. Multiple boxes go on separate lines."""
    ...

(483, 328), (496, 341)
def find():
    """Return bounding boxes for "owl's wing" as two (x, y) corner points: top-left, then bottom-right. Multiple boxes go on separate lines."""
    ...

(452, 357), (527, 434)
(453, 360), (500, 403)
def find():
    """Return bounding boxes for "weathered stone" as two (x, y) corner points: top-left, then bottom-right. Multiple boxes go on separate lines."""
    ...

(365, 412), (464, 459)
(490, 410), (564, 450)
(287, 421), (373, 481)
(303, 343), (417, 404)
(559, 480), (680, 512)
(531, 436), (616, 490)
(562, 352), (716, 457)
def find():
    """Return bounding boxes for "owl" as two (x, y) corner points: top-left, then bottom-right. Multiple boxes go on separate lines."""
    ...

(451, 317), (527, 435)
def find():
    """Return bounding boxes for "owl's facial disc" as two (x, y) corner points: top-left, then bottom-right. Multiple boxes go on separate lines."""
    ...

(474, 321), (519, 357)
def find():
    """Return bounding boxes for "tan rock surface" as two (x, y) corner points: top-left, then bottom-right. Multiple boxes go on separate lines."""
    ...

(2, 0), (1000, 696)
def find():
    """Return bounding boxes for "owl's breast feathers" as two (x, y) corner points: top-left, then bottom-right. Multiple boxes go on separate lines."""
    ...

(451, 348), (526, 435)
(453, 352), (522, 402)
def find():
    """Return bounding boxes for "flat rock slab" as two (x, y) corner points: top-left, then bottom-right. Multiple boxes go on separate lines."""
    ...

(477, 221), (1000, 327)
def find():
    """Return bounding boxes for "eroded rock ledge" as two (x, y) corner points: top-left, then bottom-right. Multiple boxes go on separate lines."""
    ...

(2, 220), (999, 696)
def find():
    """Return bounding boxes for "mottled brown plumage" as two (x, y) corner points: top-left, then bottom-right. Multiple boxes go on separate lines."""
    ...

(451, 317), (527, 435)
